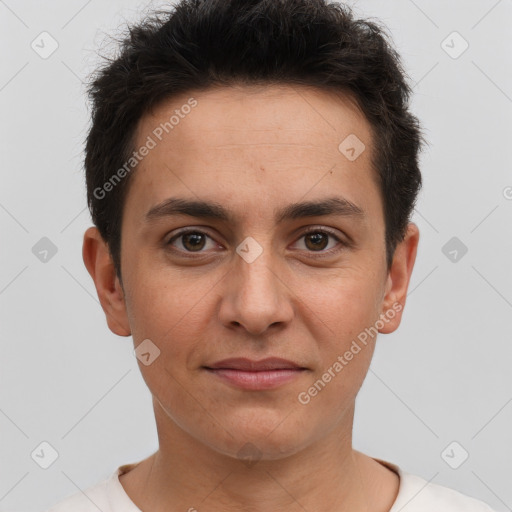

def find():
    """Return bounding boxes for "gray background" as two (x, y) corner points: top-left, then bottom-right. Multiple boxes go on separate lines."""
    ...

(0, 0), (511, 510)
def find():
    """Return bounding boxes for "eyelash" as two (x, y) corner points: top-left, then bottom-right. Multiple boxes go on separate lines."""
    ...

(165, 226), (348, 258)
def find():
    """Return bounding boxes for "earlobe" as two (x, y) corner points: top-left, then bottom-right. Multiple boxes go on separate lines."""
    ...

(82, 226), (131, 337)
(378, 222), (420, 334)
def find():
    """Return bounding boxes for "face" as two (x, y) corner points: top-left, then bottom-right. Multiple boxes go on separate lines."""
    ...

(84, 84), (418, 461)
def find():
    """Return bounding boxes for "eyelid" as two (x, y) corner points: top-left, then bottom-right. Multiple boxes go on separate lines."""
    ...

(299, 225), (343, 239)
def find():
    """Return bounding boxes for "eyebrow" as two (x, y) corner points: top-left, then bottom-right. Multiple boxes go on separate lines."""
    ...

(145, 196), (365, 224)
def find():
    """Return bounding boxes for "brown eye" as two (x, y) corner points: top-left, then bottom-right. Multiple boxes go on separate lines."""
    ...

(181, 232), (206, 251)
(292, 227), (346, 256)
(167, 230), (216, 253)
(304, 232), (329, 251)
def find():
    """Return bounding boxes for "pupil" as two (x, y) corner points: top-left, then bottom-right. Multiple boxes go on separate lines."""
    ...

(306, 233), (327, 251)
(183, 233), (205, 251)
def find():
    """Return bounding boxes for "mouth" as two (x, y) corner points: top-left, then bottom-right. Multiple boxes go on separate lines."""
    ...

(203, 357), (308, 390)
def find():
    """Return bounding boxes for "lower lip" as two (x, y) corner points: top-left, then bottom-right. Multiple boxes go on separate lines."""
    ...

(205, 368), (306, 390)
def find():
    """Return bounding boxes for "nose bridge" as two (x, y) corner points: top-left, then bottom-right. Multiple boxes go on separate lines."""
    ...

(220, 234), (293, 334)
(236, 236), (280, 303)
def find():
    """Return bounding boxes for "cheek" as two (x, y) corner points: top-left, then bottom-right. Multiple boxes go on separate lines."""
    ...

(125, 259), (209, 337)
(296, 278), (379, 408)
(296, 269), (382, 341)
(125, 269), (221, 403)
(293, 272), (381, 401)
(126, 280), (207, 416)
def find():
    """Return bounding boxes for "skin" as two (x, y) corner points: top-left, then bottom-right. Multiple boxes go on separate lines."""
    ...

(83, 84), (419, 511)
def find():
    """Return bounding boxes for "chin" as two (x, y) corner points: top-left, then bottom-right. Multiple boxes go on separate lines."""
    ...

(205, 409), (317, 462)
(207, 433), (310, 464)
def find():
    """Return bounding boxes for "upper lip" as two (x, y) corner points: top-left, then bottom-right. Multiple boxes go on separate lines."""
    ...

(205, 357), (305, 371)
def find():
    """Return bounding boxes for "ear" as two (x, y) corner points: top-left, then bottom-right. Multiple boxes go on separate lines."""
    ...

(378, 222), (419, 334)
(82, 226), (131, 336)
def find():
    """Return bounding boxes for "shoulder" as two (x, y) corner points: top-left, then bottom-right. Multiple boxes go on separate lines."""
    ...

(382, 461), (496, 512)
(393, 471), (496, 511)
(43, 473), (112, 512)
(43, 462), (142, 512)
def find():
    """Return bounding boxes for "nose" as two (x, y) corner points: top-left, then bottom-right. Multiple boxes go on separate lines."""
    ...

(218, 242), (294, 336)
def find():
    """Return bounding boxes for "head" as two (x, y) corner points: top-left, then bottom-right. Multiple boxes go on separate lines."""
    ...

(83, 0), (424, 461)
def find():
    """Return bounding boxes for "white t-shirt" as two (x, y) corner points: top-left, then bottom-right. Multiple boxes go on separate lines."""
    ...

(45, 458), (496, 511)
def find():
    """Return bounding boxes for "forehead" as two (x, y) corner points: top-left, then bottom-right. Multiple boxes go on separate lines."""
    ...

(125, 84), (380, 227)
(138, 84), (371, 154)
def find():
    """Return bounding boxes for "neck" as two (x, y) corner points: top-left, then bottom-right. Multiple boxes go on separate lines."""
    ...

(120, 402), (398, 512)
